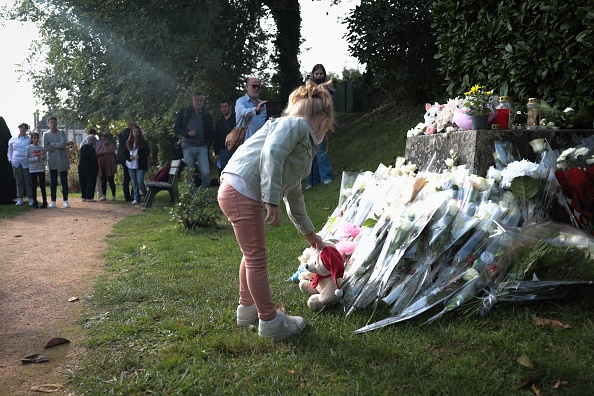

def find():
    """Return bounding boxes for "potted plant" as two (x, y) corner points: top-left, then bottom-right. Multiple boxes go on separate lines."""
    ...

(462, 85), (497, 130)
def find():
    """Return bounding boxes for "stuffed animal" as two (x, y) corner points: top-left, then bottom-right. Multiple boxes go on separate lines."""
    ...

(299, 243), (345, 311)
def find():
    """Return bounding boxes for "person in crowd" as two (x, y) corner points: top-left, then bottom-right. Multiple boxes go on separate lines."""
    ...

(43, 116), (70, 208)
(213, 99), (237, 175)
(80, 128), (102, 199)
(235, 77), (268, 141)
(218, 80), (334, 341)
(78, 135), (99, 202)
(7, 122), (33, 206)
(96, 133), (117, 201)
(117, 122), (136, 202)
(26, 132), (48, 208)
(124, 125), (150, 205)
(305, 64), (334, 189)
(173, 92), (214, 191)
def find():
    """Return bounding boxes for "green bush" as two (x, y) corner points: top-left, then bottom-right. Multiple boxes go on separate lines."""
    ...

(170, 189), (221, 230)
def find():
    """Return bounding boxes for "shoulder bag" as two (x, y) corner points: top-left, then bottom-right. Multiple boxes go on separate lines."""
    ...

(225, 115), (253, 152)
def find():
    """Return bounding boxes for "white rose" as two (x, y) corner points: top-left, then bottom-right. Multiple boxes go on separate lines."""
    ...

(529, 138), (545, 154)
(445, 158), (455, 167)
(487, 167), (502, 182)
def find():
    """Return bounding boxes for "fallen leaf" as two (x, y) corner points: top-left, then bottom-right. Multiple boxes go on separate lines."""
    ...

(14, 235), (22, 237)
(534, 316), (572, 329)
(44, 337), (70, 348)
(68, 296), (79, 302)
(517, 354), (534, 368)
(30, 384), (62, 393)
(299, 375), (307, 387)
(276, 302), (286, 313)
(21, 354), (49, 364)
(531, 383), (541, 396)
(552, 379), (568, 389)
(514, 374), (536, 389)
(287, 369), (295, 375)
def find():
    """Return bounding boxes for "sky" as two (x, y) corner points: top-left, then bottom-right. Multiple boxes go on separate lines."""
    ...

(0, 0), (362, 137)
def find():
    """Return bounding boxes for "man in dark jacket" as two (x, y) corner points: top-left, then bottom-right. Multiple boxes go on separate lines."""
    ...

(213, 99), (236, 176)
(117, 122), (136, 201)
(173, 92), (214, 190)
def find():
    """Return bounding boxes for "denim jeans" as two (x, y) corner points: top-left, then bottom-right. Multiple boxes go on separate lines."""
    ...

(183, 145), (210, 190)
(307, 138), (333, 186)
(218, 148), (234, 173)
(49, 169), (68, 202)
(128, 168), (147, 202)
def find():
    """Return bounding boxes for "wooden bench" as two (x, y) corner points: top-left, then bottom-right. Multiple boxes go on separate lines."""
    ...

(142, 159), (185, 210)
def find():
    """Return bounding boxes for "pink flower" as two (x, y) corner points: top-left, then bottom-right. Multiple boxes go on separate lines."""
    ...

(335, 240), (357, 256)
(343, 223), (361, 238)
(426, 124), (436, 134)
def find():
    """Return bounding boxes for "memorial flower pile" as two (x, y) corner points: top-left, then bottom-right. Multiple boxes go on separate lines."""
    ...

(292, 140), (594, 332)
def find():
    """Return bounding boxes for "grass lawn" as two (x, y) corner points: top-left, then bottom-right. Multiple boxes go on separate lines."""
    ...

(71, 104), (593, 395)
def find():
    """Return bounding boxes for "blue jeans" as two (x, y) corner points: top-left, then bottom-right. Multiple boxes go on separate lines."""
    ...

(218, 148), (233, 173)
(183, 145), (210, 189)
(49, 169), (68, 202)
(307, 138), (333, 186)
(128, 168), (147, 201)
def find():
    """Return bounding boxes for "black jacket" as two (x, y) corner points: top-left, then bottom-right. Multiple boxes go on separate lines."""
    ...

(117, 128), (131, 164)
(213, 112), (236, 155)
(173, 106), (214, 148)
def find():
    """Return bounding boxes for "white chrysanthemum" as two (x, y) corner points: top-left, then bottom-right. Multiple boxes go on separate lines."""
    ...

(500, 160), (541, 189)
(529, 138), (546, 154)
(487, 166), (502, 182)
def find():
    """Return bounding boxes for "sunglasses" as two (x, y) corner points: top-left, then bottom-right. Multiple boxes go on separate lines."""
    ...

(250, 84), (262, 90)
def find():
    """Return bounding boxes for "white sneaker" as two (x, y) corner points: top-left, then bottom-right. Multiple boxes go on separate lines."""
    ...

(15, 198), (24, 206)
(131, 200), (139, 205)
(305, 185), (312, 190)
(28, 198), (35, 206)
(63, 201), (70, 208)
(111, 196), (117, 201)
(82, 198), (87, 202)
(237, 304), (258, 327)
(258, 311), (306, 341)
(100, 195), (106, 201)
(323, 180), (333, 185)
(48, 201), (56, 208)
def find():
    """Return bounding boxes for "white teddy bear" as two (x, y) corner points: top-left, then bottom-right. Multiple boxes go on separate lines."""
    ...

(298, 243), (345, 311)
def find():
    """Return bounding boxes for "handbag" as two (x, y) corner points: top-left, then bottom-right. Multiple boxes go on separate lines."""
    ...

(225, 115), (253, 152)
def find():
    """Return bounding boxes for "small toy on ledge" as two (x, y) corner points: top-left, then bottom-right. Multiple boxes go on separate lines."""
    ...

(299, 243), (345, 311)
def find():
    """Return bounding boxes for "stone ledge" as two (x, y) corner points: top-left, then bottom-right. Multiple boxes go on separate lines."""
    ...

(405, 129), (594, 177)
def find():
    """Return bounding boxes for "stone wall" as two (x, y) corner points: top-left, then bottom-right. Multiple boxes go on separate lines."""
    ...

(405, 129), (594, 176)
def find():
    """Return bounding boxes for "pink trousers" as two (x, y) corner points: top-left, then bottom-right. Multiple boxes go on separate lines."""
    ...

(217, 180), (277, 320)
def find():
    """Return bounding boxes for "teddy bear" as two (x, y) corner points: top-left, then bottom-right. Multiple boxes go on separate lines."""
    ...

(298, 243), (345, 311)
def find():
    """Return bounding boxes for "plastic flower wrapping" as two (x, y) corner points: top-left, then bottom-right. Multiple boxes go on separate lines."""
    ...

(554, 136), (594, 235)
(291, 137), (594, 332)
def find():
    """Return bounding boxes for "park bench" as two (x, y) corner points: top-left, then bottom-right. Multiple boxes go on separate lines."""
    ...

(142, 159), (185, 210)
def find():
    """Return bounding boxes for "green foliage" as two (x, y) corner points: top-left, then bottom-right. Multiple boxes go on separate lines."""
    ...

(432, 0), (594, 110)
(345, 0), (442, 101)
(170, 190), (221, 230)
(510, 176), (539, 200)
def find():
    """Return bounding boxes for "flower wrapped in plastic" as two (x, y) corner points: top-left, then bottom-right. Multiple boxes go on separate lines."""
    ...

(554, 137), (594, 235)
(465, 221), (594, 317)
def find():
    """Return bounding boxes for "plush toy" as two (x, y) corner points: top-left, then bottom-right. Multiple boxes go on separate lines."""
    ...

(299, 243), (345, 311)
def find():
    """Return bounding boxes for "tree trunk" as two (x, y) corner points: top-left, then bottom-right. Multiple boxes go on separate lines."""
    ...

(262, 0), (302, 105)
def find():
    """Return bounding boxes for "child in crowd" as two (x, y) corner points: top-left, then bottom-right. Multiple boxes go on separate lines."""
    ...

(26, 132), (48, 208)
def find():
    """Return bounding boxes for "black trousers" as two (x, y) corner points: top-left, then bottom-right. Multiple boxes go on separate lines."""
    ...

(79, 166), (98, 200)
(30, 172), (47, 203)
(122, 164), (132, 201)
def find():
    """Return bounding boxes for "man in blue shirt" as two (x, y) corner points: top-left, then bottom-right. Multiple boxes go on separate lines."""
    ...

(234, 77), (268, 141)
(174, 92), (214, 191)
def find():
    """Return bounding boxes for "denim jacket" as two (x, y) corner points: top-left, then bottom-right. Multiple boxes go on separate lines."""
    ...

(222, 116), (319, 234)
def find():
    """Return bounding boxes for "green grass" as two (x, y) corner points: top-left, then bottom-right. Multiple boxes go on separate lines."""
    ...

(71, 106), (594, 395)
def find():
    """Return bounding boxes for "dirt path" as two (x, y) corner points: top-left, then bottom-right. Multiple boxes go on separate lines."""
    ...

(0, 200), (136, 395)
